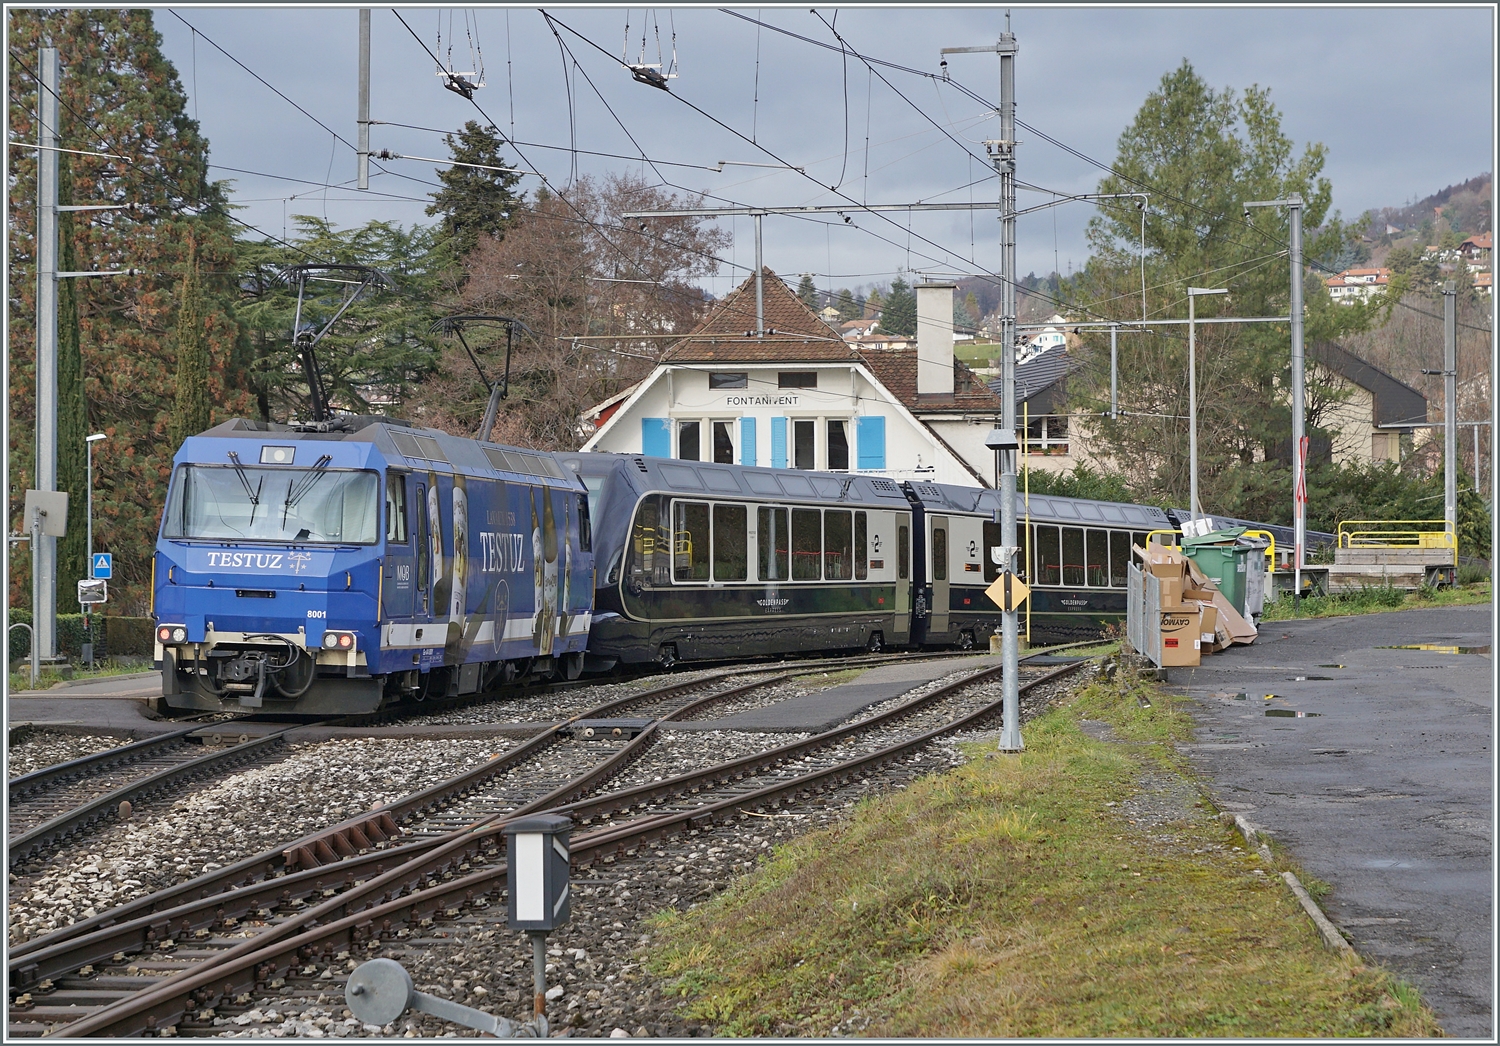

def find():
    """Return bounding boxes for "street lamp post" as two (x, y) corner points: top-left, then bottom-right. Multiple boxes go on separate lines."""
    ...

(84, 432), (106, 667)
(1187, 287), (1228, 522)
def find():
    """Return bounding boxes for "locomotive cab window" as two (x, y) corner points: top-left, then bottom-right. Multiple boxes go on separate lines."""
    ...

(163, 464), (380, 544)
(386, 473), (408, 543)
(577, 493), (592, 552)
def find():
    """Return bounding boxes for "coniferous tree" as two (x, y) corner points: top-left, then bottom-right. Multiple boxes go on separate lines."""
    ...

(170, 232), (210, 446)
(880, 277), (917, 337)
(834, 288), (858, 321)
(795, 274), (818, 310)
(7, 9), (249, 613)
(425, 121), (524, 259)
(56, 151), (89, 596)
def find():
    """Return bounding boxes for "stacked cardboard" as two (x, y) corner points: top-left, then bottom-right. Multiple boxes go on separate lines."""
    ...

(1135, 542), (1257, 666)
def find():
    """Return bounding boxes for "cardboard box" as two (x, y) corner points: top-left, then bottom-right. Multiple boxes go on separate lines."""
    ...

(1158, 575), (1185, 608)
(1159, 607), (1201, 666)
(1196, 603), (1220, 649)
(1135, 543), (1189, 581)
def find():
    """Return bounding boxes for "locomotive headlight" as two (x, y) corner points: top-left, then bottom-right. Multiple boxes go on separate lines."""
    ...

(157, 624), (187, 644)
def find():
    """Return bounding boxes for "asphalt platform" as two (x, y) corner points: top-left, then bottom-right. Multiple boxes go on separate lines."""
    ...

(1168, 603), (1493, 1039)
(670, 655), (1000, 733)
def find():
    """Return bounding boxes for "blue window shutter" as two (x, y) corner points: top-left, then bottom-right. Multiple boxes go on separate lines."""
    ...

(857, 416), (886, 470)
(642, 418), (671, 458)
(740, 417), (757, 466)
(771, 417), (787, 469)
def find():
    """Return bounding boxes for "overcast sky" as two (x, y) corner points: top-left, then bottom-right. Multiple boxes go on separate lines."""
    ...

(152, 4), (1496, 300)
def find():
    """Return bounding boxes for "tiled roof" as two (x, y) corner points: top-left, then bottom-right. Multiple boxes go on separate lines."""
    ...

(660, 268), (854, 363)
(1463, 232), (1492, 249)
(856, 348), (1003, 413)
(987, 344), (1074, 405)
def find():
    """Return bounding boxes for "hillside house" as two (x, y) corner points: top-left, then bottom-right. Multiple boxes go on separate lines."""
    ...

(1460, 231), (1492, 270)
(579, 270), (1006, 487)
(1325, 267), (1391, 304)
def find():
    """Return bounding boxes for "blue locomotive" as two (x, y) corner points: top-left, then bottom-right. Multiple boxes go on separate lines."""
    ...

(152, 417), (593, 713)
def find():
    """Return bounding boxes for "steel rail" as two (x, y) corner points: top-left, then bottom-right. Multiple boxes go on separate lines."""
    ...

(39, 660), (1084, 1038)
(7, 722), (236, 803)
(7, 728), (301, 869)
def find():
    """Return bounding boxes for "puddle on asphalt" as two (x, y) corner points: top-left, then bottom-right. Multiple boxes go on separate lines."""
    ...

(1317, 664), (1345, 669)
(1265, 709), (1322, 718)
(1376, 644), (1491, 655)
(1288, 675), (1334, 681)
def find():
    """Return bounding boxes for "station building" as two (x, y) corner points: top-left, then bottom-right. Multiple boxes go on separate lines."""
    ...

(580, 269), (1006, 487)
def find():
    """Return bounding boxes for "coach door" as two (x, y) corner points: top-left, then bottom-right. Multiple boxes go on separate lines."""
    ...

(892, 519), (911, 640)
(382, 472), (415, 619)
(414, 481), (432, 619)
(929, 515), (950, 635)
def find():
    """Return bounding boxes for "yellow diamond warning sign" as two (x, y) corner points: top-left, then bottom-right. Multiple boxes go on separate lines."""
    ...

(985, 572), (1030, 612)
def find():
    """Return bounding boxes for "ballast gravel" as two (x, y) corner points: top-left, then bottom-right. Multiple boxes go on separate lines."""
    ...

(7, 732), (130, 778)
(206, 665), (1089, 1038)
(7, 738), (503, 945)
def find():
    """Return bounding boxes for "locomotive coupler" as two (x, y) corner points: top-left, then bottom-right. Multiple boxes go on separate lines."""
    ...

(219, 651), (270, 708)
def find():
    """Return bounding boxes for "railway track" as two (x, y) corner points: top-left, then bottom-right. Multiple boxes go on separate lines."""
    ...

(6, 721), (301, 871)
(7, 654), (1090, 1038)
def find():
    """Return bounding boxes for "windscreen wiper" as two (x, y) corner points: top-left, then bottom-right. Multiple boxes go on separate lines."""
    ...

(227, 451), (264, 527)
(281, 454), (333, 530)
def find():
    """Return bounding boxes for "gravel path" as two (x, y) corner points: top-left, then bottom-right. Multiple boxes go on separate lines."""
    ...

(7, 732), (130, 778)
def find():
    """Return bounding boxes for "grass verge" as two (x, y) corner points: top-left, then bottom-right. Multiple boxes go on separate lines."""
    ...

(1261, 579), (1490, 621)
(7, 658), (153, 694)
(646, 666), (1442, 1037)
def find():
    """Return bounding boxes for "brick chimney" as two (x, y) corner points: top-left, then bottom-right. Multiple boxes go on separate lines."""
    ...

(916, 283), (956, 396)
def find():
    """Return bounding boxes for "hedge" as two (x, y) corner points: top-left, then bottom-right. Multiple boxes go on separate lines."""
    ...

(7, 609), (154, 662)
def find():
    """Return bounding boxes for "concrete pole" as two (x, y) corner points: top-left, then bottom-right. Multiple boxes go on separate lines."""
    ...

(1288, 196), (1305, 600)
(753, 212), (764, 337)
(1109, 323), (1118, 419)
(1188, 292), (1198, 520)
(1444, 281), (1457, 548)
(357, 10), (370, 190)
(995, 30), (1022, 752)
(35, 46), (60, 663)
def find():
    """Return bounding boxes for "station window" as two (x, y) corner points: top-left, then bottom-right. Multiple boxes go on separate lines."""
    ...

(827, 420), (849, 470)
(712, 421), (735, 465)
(779, 371), (817, 389)
(678, 421), (701, 462)
(709, 372), (748, 389)
(758, 507), (789, 581)
(792, 420), (815, 470)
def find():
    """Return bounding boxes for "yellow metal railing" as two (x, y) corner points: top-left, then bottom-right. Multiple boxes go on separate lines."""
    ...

(1337, 519), (1456, 564)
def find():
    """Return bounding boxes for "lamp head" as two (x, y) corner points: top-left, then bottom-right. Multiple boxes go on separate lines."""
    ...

(86, 433), (107, 443)
(984, 428), (1020, 452)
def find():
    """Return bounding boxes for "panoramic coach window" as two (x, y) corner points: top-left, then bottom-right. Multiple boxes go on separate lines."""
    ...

(898, 525), (909, 580)
(1110, 531), (1131, 586)
(1087, 530), (1109, 587)
(824, 510), (853, 581)
(758, 507), (789, 581)
(1034, 525), (1061, 586)
(386, 474), (408, 543)
(778, 371), (817, 389)
(713, 504), (748, 582)
(1061, 527), (1086, 587)
(673, 501), (712, 582)
(790, 508), (822, 580)
(629, 498), (660, 585)
(709, 372), (748, 389)
(932, 528), (947, 582)
(854, 511), (868, 580)
(678, 421), (701, 462)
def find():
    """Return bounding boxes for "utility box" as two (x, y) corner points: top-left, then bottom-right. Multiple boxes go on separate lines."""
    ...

(504, 814), (572, 932)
